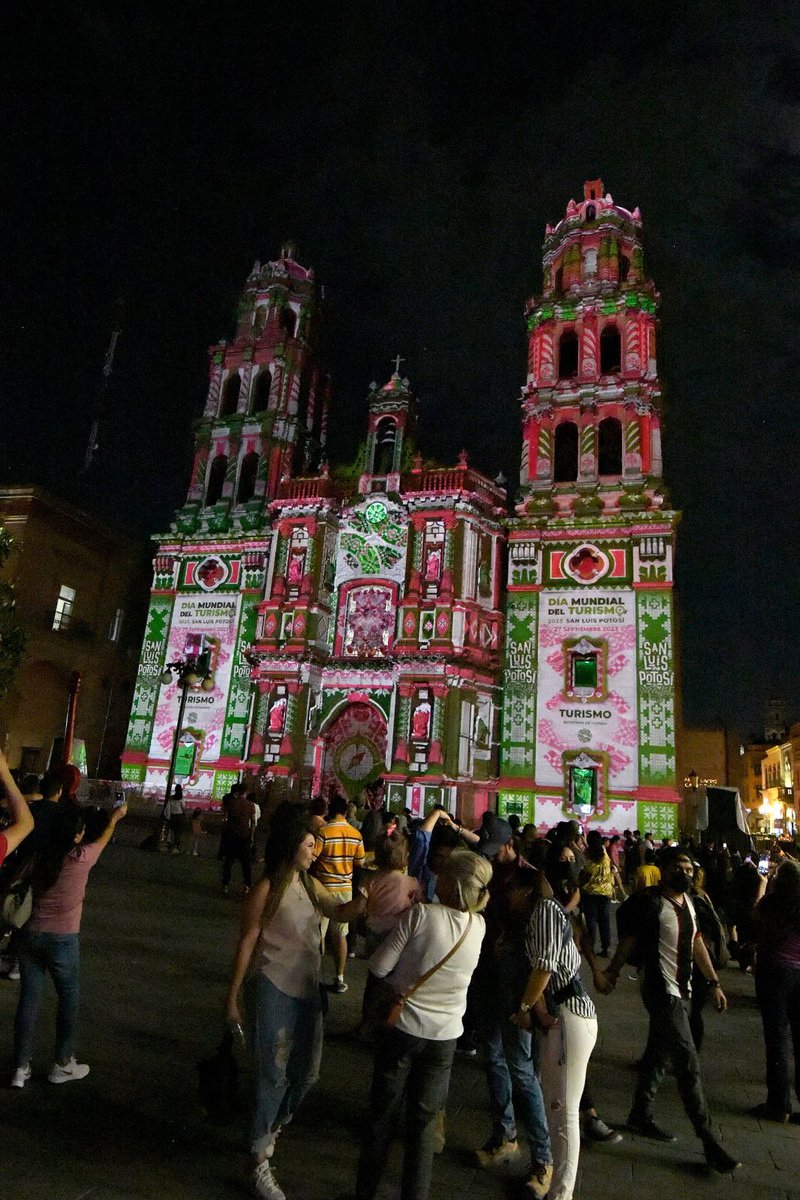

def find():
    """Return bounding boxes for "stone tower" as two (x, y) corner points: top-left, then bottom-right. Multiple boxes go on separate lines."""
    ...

(175, 244), (328, 538)
(499, 181), (681, 836)
(121, 248), (327, 799)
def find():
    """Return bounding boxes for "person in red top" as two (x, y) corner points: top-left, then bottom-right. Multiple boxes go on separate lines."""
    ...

(0, 748), (34, 867)
(11, 797), (127, 1088)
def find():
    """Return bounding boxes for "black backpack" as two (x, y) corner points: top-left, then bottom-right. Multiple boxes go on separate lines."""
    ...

(615, 888), (661, 969)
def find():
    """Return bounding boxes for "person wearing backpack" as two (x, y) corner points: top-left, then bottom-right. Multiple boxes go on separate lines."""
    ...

(595, 848), (740, 1174)
(689, 865), (729, 1051)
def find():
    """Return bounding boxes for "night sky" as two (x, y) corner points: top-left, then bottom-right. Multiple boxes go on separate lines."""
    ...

(3, 2), (800, 737)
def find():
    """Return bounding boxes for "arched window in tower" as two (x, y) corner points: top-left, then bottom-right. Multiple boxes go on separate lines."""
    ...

(554, 422), (579, 482)
(251, 367), (272, 413)
(253, 305), (268, 335)
(554, 264), (564, 293)
(236, 452), (259, 505)
(280, 306), (296, 338)
(205, 454), (228, 506)
(585, 204), (596, 222)
(600, 325), (621, 374)
(558, 330), (579, 379)
(374, 418), (397, 475)
(219, 372), (241, 417)
(598, 417), (623, 476)
(619, 254), (631, 284)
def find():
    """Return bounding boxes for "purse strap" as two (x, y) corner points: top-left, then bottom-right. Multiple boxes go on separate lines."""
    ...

(401, 913), (473, 1003)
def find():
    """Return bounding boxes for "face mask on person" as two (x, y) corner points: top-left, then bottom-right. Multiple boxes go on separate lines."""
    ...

(669, 868), (692, 893)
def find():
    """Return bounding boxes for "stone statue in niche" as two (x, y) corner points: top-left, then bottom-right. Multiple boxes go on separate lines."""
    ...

(288, 552), (304, 584)
(268, 696), (286, 734)
(425, 548), (441, 581)
(411, 702), (431, 742)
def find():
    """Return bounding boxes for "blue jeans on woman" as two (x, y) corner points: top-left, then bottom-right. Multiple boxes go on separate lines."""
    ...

(14, 931), (80, 1067)
(245, 971), (323, 1157)
(755, 960), (800, 1116)
(483, 1017), (552, 1163)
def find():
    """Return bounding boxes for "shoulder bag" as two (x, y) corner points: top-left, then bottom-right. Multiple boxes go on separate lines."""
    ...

(365, 913), (473, 1030)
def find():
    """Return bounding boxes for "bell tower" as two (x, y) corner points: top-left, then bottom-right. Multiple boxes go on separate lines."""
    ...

(359, 365), (417, 495)
(519, 179), (661, 507)
(500, 182), (681, 838)
(175, 244), (329, 538)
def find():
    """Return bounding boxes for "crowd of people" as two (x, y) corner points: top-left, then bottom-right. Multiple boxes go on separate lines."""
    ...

(218, 790), (800, 1200)
(2, 768), (800, 1200)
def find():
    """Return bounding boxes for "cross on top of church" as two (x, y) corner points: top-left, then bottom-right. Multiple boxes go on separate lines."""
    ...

(391, 354), (405, 375)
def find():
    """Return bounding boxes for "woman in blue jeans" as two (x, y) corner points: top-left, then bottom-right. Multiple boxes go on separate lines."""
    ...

(12, 798), (127, 1087)
(226, 802), (366, 1200)
(753, 859), (800, 1122)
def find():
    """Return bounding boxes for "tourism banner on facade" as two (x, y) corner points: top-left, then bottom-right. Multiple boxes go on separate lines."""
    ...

(146, 593), (242, 778)
(535, 589), (638, 791)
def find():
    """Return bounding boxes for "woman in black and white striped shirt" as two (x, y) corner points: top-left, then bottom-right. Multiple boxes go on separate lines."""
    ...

(512, 895), (598, 1200)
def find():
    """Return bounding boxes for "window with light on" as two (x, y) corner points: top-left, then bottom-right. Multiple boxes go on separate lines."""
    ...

(52, 585), (76, 632)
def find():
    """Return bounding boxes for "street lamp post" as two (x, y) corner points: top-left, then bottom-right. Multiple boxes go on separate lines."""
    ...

(160, 651), (214, 806)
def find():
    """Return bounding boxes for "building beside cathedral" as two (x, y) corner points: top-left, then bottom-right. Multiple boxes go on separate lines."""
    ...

(122, 183), (681, 835)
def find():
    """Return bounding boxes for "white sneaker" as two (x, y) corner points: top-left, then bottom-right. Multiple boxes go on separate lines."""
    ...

(48, 1057), (90, 1084)
(252, 1160), (286, 1200)
(11, 1064), (31, 1088)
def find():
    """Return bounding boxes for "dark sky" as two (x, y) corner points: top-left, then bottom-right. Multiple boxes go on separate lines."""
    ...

(3, 1), (800, 737)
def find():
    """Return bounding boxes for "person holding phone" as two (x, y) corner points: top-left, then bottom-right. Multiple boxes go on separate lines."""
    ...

(752, 860), (800, 1122)
(11, 798), (127, 1087)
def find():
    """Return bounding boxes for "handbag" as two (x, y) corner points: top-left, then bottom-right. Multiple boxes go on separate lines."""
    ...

(364, 914), (473, 1030)
(1, 879), (33, 930)
(197, 1027), (242, 1123)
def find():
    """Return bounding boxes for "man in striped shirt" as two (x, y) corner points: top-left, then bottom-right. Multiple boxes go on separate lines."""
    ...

(313, 793), (365, 992)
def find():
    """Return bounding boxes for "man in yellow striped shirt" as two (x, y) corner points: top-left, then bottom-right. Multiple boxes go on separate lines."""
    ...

(313, 794), (365, 992)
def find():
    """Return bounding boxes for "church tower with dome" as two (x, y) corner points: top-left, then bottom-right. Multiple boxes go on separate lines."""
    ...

(498, 180), (681, 838)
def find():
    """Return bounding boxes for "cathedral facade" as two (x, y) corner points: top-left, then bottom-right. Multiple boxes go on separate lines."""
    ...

(122, 183), (681, 834)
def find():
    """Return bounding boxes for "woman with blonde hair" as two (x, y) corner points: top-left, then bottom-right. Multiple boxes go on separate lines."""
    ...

(225, 802), (366, 1200)
(354, 848), (490, 1200)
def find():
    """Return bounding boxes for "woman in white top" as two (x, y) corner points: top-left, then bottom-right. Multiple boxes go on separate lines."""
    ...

(355, 849), (491, 1200)
(226, 803), (366, 1200)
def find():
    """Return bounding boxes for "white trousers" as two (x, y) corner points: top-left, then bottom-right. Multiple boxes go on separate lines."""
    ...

(537, 1008), (598, 1200)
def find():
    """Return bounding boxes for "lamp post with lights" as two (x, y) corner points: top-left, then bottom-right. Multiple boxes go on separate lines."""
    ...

(160, 649), (214, 806)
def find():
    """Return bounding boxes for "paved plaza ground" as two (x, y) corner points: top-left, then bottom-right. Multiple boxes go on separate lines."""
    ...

(1, 820), (799, 1200)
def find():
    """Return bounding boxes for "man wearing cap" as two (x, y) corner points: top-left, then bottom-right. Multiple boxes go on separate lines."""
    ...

(458, 814), (554, 1197)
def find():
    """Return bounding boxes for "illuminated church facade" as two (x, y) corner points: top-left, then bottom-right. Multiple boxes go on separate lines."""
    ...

(122, 182), (681, 836)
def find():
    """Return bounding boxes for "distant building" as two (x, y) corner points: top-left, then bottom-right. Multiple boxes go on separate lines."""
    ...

(123, 184), (682, 833)
(674, 724), (728, 835)
(757, 728), (799, 837)
(0, 487), (148, 778)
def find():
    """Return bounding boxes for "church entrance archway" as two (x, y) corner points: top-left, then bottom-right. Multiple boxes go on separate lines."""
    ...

(321, 702), (387, 802)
